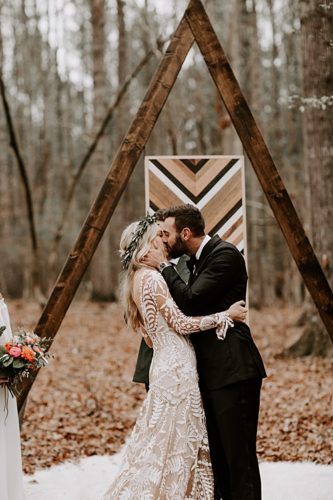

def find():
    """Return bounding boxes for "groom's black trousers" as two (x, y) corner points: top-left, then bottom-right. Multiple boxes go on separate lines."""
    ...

(201, 378), (262, 500)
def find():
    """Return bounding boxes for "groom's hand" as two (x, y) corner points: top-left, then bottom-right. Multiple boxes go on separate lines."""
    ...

(142, 248), (166, 270)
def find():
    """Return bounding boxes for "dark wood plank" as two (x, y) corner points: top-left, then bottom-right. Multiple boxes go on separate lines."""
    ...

(185, 0), (333, 340)
(17, 10), (195, 412)
(18, 0), (333, 415)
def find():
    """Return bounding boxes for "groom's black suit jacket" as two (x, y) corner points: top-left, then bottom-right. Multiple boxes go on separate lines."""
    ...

(160, 235), (266, 390)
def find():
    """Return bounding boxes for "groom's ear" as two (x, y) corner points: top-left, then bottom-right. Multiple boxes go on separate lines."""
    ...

(181, 227), (191, 241)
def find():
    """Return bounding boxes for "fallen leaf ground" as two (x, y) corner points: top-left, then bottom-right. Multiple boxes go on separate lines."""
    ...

(7, 300), (332, 474)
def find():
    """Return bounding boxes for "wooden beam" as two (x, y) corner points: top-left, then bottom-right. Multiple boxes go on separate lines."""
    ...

(185, 0), (333, 340)
(18, 0), (333, 414)
(17, 11), (195, 411)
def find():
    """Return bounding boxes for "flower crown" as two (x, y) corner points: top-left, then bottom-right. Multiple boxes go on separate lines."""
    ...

(120, 213), (158, 270)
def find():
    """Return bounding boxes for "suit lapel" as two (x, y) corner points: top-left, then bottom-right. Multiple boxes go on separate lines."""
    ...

(192, 235), (221, 280)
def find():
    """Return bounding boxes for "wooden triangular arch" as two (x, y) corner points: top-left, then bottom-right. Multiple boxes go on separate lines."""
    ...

(18, 0), (333, 411)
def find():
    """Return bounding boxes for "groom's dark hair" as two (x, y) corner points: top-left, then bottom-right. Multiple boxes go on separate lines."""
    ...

(162, 204), (205, 237)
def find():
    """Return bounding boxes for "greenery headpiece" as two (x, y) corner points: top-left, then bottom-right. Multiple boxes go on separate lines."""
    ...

(120, 213), (158, 270)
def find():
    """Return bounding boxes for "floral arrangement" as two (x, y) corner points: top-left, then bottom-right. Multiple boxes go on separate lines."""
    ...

(0, 327), (51, 397)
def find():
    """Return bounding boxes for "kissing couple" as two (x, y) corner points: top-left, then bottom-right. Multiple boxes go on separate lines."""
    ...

(102, 204), (266, 500)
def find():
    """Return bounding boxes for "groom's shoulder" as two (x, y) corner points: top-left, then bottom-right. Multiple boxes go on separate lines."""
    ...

(211, 237), (241, 254)
(209, 238), (244, 263)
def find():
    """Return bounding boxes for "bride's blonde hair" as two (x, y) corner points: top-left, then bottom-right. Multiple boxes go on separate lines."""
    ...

(119, 220), (158, 331)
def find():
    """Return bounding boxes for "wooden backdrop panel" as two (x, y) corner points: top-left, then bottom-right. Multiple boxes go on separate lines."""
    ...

(145, 155), (247, 258)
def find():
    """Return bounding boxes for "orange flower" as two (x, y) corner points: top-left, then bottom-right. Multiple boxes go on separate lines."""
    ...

(21, 346), (36, 362)
(4, 342), (13, 353)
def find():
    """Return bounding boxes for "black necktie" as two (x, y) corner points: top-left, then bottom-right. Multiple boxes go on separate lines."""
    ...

(187, 255), (197, 274)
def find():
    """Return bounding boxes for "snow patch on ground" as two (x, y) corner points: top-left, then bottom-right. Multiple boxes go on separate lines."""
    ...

(24, 454), (333, 500)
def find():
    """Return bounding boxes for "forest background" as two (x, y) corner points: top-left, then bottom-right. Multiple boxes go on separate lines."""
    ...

(0, 0), (332, 357)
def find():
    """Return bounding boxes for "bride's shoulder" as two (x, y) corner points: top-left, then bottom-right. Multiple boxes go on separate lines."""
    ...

(140, 267), (160, 279)
(135, 268), (162, 285)
(135, 266), (158, 274)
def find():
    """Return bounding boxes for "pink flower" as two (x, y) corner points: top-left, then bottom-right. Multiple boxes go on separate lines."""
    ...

(9, 346), (22, 358)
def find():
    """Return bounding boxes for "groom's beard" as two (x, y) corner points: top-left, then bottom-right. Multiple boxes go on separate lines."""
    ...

(166, 234), (188, 259)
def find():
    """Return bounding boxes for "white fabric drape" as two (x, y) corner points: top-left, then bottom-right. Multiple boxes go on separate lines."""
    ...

(0, 298), (26, 500)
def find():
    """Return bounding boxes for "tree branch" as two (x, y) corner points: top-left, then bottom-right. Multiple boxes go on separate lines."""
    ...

(51, 45), (160, 251)
(18, 7), (195, 413)
(0, 72), (38, 252)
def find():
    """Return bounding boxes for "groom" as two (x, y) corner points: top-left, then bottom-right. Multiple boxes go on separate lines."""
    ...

(137, 204), (266, 500)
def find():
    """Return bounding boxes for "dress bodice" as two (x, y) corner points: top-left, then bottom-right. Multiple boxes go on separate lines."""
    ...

(133, 269), (231, 349)
(132, 269), (233, 405)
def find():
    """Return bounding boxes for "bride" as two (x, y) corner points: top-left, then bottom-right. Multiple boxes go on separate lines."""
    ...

(0, 293), (26, 500)
(102, 215), (247, 499)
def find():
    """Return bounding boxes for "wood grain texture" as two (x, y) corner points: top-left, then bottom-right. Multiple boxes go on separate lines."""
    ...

(18, 0), (333, 414)
(17, 10), (195, 412)
(185, 0), (333, 340)
(146, 156), (245, 252)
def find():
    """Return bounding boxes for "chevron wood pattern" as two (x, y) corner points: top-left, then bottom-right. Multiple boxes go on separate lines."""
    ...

(145, 156), (247, 255)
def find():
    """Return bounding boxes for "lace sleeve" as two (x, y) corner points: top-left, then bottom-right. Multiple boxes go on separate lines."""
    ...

(140, 270), (233, 340)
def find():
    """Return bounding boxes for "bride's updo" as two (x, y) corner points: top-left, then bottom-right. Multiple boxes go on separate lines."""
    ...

(119, 216), (159, 331)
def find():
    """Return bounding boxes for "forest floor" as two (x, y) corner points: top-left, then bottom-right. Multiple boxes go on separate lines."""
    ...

(7, 299), (332, 474)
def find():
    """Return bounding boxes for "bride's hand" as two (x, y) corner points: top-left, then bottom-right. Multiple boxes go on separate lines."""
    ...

(141, 248), (166, 269)
(227, 300), (247, 322)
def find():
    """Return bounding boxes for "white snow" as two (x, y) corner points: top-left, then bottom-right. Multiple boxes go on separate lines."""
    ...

(23, 453), (333, 500)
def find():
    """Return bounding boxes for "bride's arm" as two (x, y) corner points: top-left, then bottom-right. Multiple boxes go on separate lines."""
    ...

(141, 271), (244, 338)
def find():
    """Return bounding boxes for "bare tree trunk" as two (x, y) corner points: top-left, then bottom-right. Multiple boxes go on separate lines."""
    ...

(107, 0), (131, 300)
(185, 0), (333, 340)
(223, 0), (243, 154)
(0, 7), (10, 295)
(89, 0), (113, 300)
(244, 0), (267, 307)
(18, 9), (196, 413)
(0, 71), (44, 304)
(286, 0), (333, 356)
(115, 0), (130, 136)
(283, 0), (305, 305)
(49, 49), (153, 264)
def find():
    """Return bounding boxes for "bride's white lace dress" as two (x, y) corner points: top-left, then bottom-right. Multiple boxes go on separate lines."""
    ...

(0, 298), (25, 500)
(103, 269), (232, 500)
